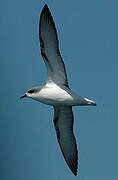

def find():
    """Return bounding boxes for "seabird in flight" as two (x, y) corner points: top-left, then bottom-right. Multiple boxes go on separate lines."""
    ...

(20, 4), (96, 176)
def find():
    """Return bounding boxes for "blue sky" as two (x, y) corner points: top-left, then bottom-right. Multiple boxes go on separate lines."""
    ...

(1, 0), (118, 179)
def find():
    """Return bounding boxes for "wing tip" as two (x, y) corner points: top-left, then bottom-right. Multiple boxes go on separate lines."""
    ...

(42, 4), (49, 11)
(68, 148), (79, 176)
(61, 145), (78, 176)
(39, 4), (49, 37)
(39, 3), (55, 35)
(73, 163), (78, 176)
(39, 3), (59, 52)
(40, 4), (50, 19)
(73, 171), (77, 176)
(70, 160), (78, 176)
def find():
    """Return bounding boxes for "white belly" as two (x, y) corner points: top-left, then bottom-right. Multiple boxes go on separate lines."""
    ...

(35, 84), (74, 106)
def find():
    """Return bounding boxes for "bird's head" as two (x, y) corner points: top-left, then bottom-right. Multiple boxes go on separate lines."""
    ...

(20, 86), (42, 100)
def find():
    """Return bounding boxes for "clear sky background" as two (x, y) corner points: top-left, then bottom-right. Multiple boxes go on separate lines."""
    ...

(1, 0), (118, 179)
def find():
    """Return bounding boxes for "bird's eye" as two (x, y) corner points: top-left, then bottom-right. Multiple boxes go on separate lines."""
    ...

(28, 89), (34, 94)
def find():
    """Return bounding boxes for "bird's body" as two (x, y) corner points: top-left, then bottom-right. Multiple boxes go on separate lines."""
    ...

(29, 83), (95, 106)
(20, 4), (96, 176)
(32, 83), (74, 105)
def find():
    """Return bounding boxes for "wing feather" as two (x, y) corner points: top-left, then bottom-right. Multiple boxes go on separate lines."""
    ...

(39, 4), (68, 87)
(53, 106), (78, 176)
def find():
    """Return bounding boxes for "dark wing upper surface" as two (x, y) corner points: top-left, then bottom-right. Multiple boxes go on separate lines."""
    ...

(39, 4), (68, 87)
(53, 106), (78, 176)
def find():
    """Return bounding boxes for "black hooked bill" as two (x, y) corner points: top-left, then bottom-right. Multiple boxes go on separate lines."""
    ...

(20, 94), (27, 99)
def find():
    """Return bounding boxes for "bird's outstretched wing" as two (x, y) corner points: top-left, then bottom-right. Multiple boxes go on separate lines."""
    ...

(53, 106), (78, 175)
(39, 4), (68, 87)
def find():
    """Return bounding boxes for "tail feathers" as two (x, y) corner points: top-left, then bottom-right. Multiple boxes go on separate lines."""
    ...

(84, 98), (96, 106)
